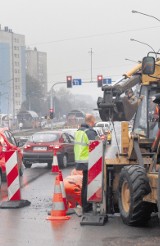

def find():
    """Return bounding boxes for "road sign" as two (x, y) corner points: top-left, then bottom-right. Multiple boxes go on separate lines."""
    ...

(103, 78), (112, 85)
(73, 79), (82, 85)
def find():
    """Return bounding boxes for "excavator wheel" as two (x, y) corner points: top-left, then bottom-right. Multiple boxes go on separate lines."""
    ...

(118, 165), (153, 226)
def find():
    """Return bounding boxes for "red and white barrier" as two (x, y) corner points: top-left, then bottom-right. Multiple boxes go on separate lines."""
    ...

(0, 150), (31, 209)
(81, 140), (108, 225)
(51, 149), (60, 173)
(5, 151), (21, 201)
(87, 141), (103, 202)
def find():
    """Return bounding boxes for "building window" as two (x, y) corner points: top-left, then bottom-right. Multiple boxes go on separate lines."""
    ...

(15, 93), (20, 97)
(14, 46), (19, 51)
(14, 38), (19, 43)
(14, 54), (19, 58)
(15, 62), (20, 66)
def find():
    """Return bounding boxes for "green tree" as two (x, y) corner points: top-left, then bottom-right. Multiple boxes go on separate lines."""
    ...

(53, 88), (74, 117)
(21, 74), (48, 115)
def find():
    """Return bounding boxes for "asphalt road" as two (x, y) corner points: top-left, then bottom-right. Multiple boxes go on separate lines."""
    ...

(0, 126), (160, 246)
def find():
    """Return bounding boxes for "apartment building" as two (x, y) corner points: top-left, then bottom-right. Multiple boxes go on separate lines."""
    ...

(26, 47), (47, 96)
(0, 26), (26, 116)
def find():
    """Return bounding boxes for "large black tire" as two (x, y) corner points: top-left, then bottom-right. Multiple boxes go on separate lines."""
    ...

(61, 154), (68, 168)
(24, 162), (32, 168)
(47, 162), (52, 169)
(118, 165), (152, 226)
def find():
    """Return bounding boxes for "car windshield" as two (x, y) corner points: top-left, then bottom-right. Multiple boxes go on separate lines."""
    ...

(62, 129), (77, 137)
(30, 133), (59, 143)
(96, 122), (109, 128)
(94, 127), (104, 136)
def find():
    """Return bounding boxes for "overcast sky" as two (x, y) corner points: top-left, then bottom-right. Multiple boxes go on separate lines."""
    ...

(1, 0), (160, 98)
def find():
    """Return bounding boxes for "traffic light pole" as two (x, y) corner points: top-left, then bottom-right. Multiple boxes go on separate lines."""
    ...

(49, 79), (113, 129)
(50, 82), (66, 130)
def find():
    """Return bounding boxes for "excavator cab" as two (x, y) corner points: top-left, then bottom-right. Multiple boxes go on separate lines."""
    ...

(133, 85), (159, 139)
(133, 55), (160, 139)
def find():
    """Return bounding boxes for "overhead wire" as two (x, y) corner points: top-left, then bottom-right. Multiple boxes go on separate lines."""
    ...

(28, 25), (160, 47)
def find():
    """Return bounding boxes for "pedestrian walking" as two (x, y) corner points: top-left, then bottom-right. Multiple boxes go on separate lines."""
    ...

(19, 122), (23, 130)
(74, 114), (97, 213)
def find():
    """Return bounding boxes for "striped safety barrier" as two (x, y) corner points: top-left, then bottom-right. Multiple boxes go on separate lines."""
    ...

(87, 140), (103, 202)
(0, 150), (31, 208)
(81, 140), (108, 225)
(5, 151), (21, 201)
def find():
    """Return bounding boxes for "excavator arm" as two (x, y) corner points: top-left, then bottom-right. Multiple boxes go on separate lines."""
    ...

(97, 58), (160, 122)
(97, 64), (142, 121)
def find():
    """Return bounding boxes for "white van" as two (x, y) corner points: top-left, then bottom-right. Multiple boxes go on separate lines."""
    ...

(95, 121), (109, 129)
(95, 121), (112, 144)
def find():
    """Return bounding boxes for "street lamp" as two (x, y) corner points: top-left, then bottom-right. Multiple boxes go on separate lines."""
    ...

(88, 48), (93, 83)
(130, 38), (156, 55)
(132, 10), (160, 22)
(125, 58), (141, 63)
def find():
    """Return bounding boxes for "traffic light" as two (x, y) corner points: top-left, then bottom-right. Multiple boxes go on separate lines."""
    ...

(97, 75), (103, 87)
(49, 109), (55, 119)
(66, 76), (72, 88)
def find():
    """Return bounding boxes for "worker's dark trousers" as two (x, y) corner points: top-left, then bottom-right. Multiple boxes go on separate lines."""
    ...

(82, 170), (92, 212)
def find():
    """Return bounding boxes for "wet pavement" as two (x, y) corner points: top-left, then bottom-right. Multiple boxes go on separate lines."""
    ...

(0, 164), (160, 246)
(1, 127), (160, 246)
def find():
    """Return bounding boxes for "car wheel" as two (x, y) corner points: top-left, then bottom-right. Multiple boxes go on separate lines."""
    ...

(47, 162), (52, 169)
(19, 167), (23, 176)
(62, 154), (68, 168)
(24, 162), (32, 168)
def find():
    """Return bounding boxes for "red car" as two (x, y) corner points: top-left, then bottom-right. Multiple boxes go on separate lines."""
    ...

(23, 131), (75, 169)
(0, 128), (23, 188)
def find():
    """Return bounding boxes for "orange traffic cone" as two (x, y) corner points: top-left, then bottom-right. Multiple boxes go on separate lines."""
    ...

(47, 175), (70, 221)
(59, 170), (68, 210)
(51, 149), (59, 173)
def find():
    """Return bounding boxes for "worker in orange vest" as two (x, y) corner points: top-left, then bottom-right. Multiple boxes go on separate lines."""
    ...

(64, 169), (83, 208)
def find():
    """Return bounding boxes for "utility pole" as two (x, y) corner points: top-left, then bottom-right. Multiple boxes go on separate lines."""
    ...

(88, 48), (93, 83)
(50, 87), (53, 130)
(11, 32), (15, 119)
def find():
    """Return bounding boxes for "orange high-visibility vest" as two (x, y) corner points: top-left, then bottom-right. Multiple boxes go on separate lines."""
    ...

(64, 175), (83, 208)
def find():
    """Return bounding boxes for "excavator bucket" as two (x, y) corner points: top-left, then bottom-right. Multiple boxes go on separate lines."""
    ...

(97, 75), (141, 122)
(97, 95), (139, 122)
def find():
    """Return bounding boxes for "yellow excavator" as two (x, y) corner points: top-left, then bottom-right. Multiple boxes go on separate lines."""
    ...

(97, 54), (160, 225)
